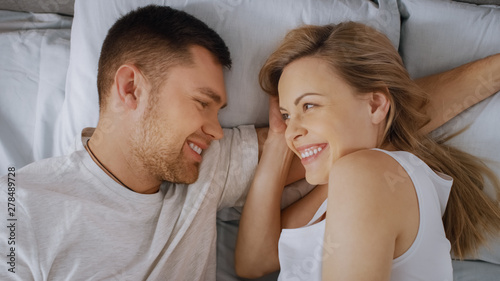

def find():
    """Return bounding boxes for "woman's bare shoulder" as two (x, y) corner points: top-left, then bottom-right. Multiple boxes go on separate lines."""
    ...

(328, 149), (414, 210)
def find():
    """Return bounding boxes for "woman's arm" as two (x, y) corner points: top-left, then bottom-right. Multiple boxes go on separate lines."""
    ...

(419, 53), (500, 134)
(235, 97), (294, 278)
(322, 150), (414, 281)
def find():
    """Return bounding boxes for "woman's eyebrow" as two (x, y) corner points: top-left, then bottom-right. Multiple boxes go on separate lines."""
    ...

(294, 93), (323, 105)
(279, 92), (323, 111)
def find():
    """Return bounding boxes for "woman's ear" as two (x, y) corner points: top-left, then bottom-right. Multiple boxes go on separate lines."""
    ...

(114, 64), (147, 110)
(368, 90), (391, 125)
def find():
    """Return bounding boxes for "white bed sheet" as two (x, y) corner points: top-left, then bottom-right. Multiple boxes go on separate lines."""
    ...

(0, 11), (71, 175)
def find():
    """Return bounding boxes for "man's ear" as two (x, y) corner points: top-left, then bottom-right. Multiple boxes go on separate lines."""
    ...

(368, 90), (391, 125)
(114, 64), (147, 110)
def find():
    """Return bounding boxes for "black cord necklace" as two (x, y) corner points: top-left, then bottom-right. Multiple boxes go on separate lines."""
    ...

(85, 139), (133, 192)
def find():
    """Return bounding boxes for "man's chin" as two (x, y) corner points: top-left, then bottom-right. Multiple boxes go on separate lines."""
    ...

(165, 165), (200, 184)
(177, 175), (199, 184)
(181, 176), (198, 184)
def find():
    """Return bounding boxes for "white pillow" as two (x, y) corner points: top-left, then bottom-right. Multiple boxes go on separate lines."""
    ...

(400, 0), (500, 79)
(399, 0), (500, 268)
(57, 0), (401, 156)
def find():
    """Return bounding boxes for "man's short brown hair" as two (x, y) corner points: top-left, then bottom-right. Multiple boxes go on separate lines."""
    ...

(97, 5), (231, 110)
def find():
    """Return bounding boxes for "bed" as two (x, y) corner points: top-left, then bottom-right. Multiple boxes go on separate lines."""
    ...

(1, 0), (499, 280)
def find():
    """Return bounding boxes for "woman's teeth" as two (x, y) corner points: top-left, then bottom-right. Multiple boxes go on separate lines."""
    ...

(300, 147), (322, 159)
(189, 143), (202, 155)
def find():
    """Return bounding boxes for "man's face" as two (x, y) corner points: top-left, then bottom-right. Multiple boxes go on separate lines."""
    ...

(130, 45), (227, 184)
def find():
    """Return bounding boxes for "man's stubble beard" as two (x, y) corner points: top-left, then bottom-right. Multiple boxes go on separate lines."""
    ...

(130, 97), (200, 185)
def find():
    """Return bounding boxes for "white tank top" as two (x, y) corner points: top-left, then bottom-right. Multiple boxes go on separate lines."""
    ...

(277, 149), (453, 281)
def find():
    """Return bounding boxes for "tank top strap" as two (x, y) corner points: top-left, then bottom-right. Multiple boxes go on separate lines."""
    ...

(306, 199), (328, 226)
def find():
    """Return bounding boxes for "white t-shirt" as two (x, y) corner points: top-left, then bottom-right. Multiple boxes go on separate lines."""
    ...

(0, 125), (257, 281)
(278, 149), (453, 281)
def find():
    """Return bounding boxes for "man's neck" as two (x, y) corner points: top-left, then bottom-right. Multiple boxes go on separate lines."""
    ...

(85, 127), (161, 194)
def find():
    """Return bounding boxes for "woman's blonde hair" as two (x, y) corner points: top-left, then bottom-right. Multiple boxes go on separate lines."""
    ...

(259, 21), (500, 259)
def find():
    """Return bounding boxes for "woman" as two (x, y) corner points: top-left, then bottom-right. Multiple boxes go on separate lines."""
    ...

(235, 22), (500, 280)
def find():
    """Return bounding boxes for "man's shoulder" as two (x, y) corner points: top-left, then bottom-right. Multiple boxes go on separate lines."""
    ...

(0, 150), (103, 219)
(1, 150), (89, 189)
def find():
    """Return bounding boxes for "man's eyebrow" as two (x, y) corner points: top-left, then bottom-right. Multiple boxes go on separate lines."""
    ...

(198, 87), (227, 109)
(294, 93), (323, 106)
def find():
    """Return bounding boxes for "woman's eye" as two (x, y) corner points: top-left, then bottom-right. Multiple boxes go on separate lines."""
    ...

(281, 113), (290, 121)
(303, 103), (314, 111)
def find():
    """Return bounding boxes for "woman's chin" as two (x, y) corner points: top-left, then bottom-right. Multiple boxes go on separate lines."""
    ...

(305, 173), (328, 186)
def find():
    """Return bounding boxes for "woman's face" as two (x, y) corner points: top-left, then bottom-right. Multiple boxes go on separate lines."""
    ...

(278, 56), (382, 185)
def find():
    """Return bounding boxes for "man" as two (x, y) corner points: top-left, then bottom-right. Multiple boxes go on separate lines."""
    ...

(1, 4), (499, 281)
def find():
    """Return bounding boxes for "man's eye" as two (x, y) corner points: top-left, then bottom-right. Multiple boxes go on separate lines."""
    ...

(197, 100), (209, 108)
(281, 113), (290, 121)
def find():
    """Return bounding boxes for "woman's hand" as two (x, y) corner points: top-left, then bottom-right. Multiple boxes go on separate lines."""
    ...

(268, 95), (306, 185)
(268, 95), (287, 135)
(256, 96), (305, 185)
(264, 96), (289, 153)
